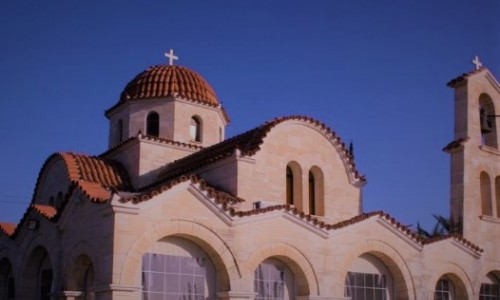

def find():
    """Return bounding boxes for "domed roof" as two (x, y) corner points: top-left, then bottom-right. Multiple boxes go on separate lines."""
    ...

(119, 65), (218, 106)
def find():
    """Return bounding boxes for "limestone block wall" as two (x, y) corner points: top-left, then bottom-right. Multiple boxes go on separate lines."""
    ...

(108, 183), (489, 300)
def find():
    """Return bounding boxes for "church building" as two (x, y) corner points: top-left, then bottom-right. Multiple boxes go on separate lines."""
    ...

(0, 52), (499, 300)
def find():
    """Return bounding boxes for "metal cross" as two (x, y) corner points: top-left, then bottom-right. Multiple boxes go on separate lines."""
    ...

(472, 55), (483, 70)
(164, 49), (179, 66)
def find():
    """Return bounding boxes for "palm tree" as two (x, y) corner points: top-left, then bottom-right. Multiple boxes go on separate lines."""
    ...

(415, 214), (461, 239)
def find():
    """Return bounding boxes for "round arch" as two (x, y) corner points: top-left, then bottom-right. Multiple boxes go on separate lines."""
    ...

(429, 263), (473, 299)
(474, 268), (500, 297)
(338, 240), (416, 300)
(118, 219), (238, 292)
(63, 241), (100, 292)
(0, 257), (14, 299)
(19, 245), (54, 299)
(243, 242), (319, 296)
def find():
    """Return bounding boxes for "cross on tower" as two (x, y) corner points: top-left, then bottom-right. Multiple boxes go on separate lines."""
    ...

(472, 55), (483, 70)
(164, 49), (179, 66)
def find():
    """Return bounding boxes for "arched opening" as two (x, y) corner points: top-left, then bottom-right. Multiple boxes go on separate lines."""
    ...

(481, 172), (493, 216)
(146, 112), (160, 137)
(309, 166), (324, 216)
(434, 273), (468, 300)
(117, 119), (123, 143)
(285, 162), (302, 209)
(142, 236), (216, 299)
(480, 272), (500, 299)
(22, 246), (53, 300)
(190, 116), (202, 142)
(0, 258), (14, 300)
(68, 255), (94, 300)
(344, 254), (394, 300)
(254, 258), (295, 299)
(479, 94), (498, 148)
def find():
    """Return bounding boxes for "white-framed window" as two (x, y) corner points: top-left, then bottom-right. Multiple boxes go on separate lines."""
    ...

(254, 258), (294, 300)
(141, 237), (216, 300)
(344, 254), (393, 300)
(434, 278), (454, 300)
(345, 272), (387, 300)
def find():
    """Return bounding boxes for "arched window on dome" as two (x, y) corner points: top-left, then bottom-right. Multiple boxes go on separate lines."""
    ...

(434, 273), (468, 300)
(479, 94), (498, 149)
(308, 166), (324, 216)
(481, 171), (493, 216)
(146, 112), (160, 137)
(190, 116), (202, 142)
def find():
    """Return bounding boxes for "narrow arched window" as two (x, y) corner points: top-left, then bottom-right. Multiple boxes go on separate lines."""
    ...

(117, 119), (123, 143)
(286, 166), (294, 205)
(435, 278), (454, 299)
(190, 116), (202, 142)
(309, 171), (316, 215)
(481, 172), (493, 216)
(308, 166), (324, 216)
(146, 112), (159, 137)
(479, 94), (498, 148)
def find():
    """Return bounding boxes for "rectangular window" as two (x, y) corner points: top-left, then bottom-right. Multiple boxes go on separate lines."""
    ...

(345, 272), (387, 300)
(142, 253), (207, 300)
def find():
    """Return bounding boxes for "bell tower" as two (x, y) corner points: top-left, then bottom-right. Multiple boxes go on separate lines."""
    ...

(445, 57), (500, 244)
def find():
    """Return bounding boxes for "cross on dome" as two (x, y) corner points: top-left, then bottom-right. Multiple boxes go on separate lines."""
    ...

(472, 55), (483, 70)
(164, 49), (179, 66)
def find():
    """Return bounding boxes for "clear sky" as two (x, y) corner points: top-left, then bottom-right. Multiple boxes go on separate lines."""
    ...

(0, 1), (498, 230)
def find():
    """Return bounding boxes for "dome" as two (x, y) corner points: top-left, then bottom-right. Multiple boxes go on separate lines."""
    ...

(119, 65), (218, 106)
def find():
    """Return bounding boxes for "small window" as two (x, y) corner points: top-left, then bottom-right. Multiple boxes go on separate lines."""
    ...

(309, 171), (316, 215)
(481, 172), (493, 216)
(190, 116), (202, 142)
(146, 112), (160, 137)
(117, 119), (123, 143)
(286, 166), (294, 205)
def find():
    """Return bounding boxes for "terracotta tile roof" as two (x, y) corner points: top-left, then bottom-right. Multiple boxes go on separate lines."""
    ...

(106, 65), (220, 116)
(31, 204), (57, 219)
(77, 181), (112, 203)
(0, 223), (16, 236)
(442, 137), (469, 152)
(422, 233), (483, 253)
(121, 174), (244, 205)
(100, 134), (203, 159)
(154, 115), (365, 187)
(447, 68), (486, 88)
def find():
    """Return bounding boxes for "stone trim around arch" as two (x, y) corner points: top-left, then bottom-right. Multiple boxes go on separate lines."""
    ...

(243, 242), (319, 297)
(474, 268), (500, 296)
(429, 263), (474, 300)
(117, 219), (239, 293)
(338, 239), (416, 300)
(62, 240), (101, 291)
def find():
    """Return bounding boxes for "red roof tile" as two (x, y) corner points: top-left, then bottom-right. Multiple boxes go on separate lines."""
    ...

(106, 65), (219, 116)
(153, 115), (365, 187)
(77, 181), (112, 202)
(422, 233), (483, 253)
(31, 204), (57, 219)
(0, 223), (16, 236)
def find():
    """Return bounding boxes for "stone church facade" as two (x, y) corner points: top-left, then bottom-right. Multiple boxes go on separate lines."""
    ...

(0, 56), (499, 299)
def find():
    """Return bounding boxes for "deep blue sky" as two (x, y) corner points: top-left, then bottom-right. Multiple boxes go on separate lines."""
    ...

(0, 1), (498, 229)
